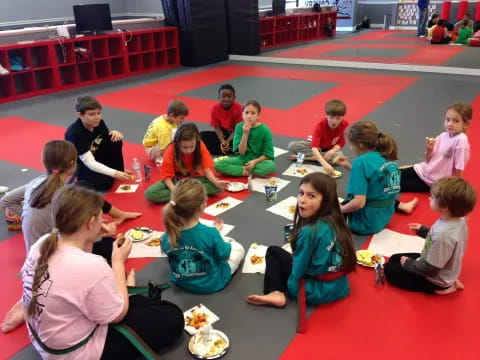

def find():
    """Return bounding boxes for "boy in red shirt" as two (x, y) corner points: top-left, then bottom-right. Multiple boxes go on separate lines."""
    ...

(200, 84), (243, 155)
(288, 99), (348, 176)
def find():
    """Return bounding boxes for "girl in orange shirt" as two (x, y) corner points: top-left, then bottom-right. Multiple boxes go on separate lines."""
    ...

(145, 123), (229, 203)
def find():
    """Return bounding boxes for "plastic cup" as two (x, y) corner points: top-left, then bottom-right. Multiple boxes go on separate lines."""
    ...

(296, 152), (305, 167)
(264, 185), (278, 203)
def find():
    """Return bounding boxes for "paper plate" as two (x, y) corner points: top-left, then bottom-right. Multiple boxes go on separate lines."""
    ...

(226, 182), (247, 192)
(188, 329), (230, 359)
(126, 227), (154, 242)
(184, 304), (220, 335)
(356, 250), (385, 268)
(321, 169), (342, 179)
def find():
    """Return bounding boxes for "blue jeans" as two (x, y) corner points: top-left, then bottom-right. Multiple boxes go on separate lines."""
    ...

(417, 7), (428, 36)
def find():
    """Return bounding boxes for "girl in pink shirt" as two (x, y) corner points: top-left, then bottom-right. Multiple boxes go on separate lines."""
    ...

(21, 186), (183, 359)
(397, 102), (472, 213)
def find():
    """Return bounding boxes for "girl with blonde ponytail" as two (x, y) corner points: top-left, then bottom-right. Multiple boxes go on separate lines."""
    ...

(21, 186), (184, 359)
(162, 178), (245, 294)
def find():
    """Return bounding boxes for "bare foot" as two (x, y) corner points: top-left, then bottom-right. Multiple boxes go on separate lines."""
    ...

(434, 286), (457, 295)
(288, 154), (297, 161)
(112, 211), (142, 226)
(246, 291), (287, 308)
(398, 198), (418, 214)
(0, 301), (25, 334)
(454, 279), (464, 290)
(126, 269), (136, 287)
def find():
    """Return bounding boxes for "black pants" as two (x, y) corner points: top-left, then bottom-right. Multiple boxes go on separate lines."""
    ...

(200, 130), (232, 156)
(263, 246), (293, 295)
(101, 295), (184, 360)
(78, 139), (125, 191)
(92, 237), (114, 266)
(395, 167), (430, 209)
(384, 253), (446, 294)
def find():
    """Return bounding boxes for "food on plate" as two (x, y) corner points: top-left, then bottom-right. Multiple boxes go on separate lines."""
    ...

(204, 338), (228, 357)
(288, 205), (296, 214)
(268, 180), (277, 185)
(251, 242), (259, 249)
(215, 202), (230, 209)
(356, 250), (384, 267)
(120, 185), (132, 191)
(250, 255), (264, 265)
(296, 168), (308, 175)
(189, 329), (229, 358)
(185, 311), (208, 330)
(145, 238), (160, 247)
(131, 229), (143, 240)
(117, 234), (126, 247)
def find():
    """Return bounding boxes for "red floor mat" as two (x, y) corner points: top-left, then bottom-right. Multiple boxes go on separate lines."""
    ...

(97, 64), (418, 138)
(270, 42), (465, 66)
(281, 94), (480, 359)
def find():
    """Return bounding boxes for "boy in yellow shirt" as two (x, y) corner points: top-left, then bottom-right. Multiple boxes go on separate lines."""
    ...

(143, 99), (189, 163)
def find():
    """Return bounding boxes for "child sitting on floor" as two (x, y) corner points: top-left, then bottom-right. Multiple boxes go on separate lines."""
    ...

(144, 123), (229, 203)
(336, 121), (401, 235)
(396, 102), (471, 213)
(215, 100), (276, 177)
(200, 84), (243, 155)
(162, 178), (245, 294)
(247, 173), (356, 307)
(385, 177), (476, 295)
(431, 20), (451, 44)
(65, 96), (131, 191)
(143, 99), (188, 164)
(288, 99), (349, 176)
(456, 19), (473, 45)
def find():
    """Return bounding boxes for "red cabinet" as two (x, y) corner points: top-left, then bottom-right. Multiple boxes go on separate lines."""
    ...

(259, 12), (337, 50)
(0, 27), (180, 104)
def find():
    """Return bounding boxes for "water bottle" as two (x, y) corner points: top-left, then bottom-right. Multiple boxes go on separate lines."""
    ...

(296, 152), (305, 167)
(132, 158), (142, 182)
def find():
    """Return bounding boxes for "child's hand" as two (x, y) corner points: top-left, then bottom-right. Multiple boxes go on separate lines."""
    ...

(243, 122), (251, 133)
(115, 171), (133, 181)
(112, 234), (132, 264)
(220, 140), (230, 153)
(214, 217), (224, 232)
(333, 155), (350, 168)
(408, 223), (422, 233)
(425, 137), (436, 151)
(400, 256), (408, 266)
(110, 130), (123, 142)
(324, 164), (336, 176)
(244, 160), (257, 171)
(214, 179), (229, 189)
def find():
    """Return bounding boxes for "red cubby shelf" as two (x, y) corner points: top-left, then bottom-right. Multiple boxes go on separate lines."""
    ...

(0, 27), (180, 104)
(259, 11), (336, 50)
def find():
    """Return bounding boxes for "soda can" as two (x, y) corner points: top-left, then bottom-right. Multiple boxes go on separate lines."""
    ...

(296, 152), (305, 167)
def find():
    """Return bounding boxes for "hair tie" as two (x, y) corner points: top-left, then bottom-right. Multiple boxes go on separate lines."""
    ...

(169, 200), (176, 207)
(52, 169), (60, 174)
(52, 227), (59, 234)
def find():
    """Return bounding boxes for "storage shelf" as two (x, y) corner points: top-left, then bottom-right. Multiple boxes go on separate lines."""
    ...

(259, 12), (337, 50)
(0, 27), (180, 104)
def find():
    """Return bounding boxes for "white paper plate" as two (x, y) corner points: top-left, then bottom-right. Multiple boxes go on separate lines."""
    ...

(125, 227), (154, 242)
(226, 182), (247, 192)
(188, 329), (229, 359)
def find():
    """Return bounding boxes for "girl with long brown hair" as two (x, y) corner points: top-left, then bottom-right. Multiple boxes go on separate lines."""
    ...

(145, 122), (229, 203)
(337, 121), (401, 235)
(21, 185), (183, 359)
(247, 173), (356, 308)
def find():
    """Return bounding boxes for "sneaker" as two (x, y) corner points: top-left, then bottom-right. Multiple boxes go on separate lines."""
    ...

(0, 186), (9, 193)
(0, 64), (8, 76)
(418, 35), (426, 38)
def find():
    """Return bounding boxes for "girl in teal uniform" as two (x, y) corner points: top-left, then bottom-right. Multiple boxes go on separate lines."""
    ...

(161, 179), (245, 294)
(215, 100), (276, 177)
(337, 121), (401, 235)
(247, 173), (356, 307)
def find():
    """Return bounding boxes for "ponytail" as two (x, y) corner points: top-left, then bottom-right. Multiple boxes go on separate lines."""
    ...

(26, 231), (59, 317)
(376, 132), (398, 161)
(162, 202), (182, 248)
(30, 140), (77, 209)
